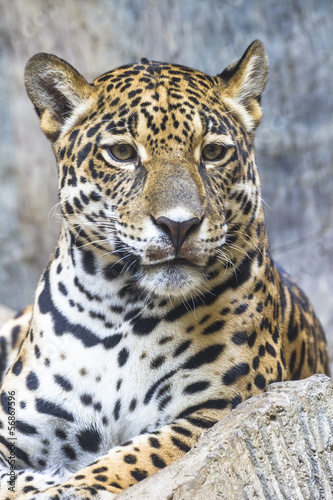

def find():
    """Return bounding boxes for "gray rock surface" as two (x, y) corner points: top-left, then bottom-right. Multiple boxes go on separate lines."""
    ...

(116, 374), (333, 500)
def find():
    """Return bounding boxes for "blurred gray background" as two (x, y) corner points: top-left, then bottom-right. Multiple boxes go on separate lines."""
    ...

(0, 0), (332, 359)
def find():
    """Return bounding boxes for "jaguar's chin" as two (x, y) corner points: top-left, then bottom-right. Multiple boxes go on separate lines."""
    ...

(136, 259), (206, 299)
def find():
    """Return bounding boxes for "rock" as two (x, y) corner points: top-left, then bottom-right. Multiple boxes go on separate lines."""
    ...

(116, 375), (333, 499)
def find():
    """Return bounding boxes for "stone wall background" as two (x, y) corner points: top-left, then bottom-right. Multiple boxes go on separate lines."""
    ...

(0, 0), (332, 356)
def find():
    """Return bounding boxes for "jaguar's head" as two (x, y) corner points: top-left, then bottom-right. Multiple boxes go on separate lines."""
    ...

(25, 41), (268, 298)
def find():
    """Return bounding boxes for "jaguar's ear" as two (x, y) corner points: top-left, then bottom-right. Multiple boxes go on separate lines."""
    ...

(217, 40), (268, 132)
(25, 53), (93, 142)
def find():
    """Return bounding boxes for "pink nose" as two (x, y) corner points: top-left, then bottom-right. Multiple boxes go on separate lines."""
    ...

(154, 216), (202, 254)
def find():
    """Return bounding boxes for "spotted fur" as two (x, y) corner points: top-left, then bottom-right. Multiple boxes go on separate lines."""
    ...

(0, 40), (329, 499)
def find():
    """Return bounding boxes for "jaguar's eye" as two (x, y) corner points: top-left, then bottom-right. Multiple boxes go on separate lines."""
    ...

(202, 143), (225, 162)
(108, 143), (137, 162)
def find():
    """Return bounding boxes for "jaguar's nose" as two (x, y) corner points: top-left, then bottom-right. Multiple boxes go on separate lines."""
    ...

(153, 216), (202, 254)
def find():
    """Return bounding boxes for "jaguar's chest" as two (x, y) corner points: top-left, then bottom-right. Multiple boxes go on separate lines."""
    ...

(8, 305), (225, 471)
(1, 234), (280, 472)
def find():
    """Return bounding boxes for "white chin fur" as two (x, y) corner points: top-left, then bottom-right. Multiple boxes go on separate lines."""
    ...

(137, 264), (205, 298)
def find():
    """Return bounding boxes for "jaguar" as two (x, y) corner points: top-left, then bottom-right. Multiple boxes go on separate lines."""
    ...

(0, 40), (329, 499)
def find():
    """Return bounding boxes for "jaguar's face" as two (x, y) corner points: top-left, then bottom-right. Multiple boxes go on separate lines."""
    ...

(25, 42), (268, 297)
(57, 72), (243, 297)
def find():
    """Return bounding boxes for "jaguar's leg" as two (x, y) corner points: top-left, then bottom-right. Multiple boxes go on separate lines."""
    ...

(17, 409), (222, 499)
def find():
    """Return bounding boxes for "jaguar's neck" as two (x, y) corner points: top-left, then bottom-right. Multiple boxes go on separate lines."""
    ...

(222, 204), (271, 270)
(34, 213), (272, 331)
(48, 224), (135, 302)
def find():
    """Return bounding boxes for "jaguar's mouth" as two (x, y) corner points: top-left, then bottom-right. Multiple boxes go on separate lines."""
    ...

(111, 241), (209, 297)
(141, 257), (203, 271)
(135, 257), (207, 298)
